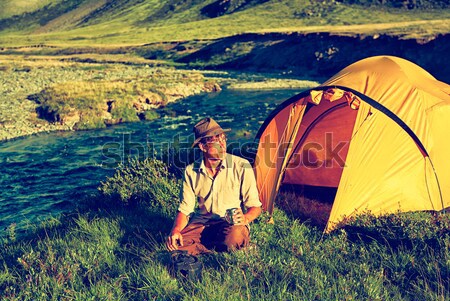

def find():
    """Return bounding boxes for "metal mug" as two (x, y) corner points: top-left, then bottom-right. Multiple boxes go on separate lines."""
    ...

(225, 207), (239, 224)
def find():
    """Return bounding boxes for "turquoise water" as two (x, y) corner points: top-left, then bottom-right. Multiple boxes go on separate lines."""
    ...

(0, 88), (300, 235)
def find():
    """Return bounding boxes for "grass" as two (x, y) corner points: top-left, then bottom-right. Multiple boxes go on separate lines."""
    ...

(0, 158), (448, 300)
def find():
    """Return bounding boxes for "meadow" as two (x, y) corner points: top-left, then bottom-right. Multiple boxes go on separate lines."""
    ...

(0, 158), (448, 300)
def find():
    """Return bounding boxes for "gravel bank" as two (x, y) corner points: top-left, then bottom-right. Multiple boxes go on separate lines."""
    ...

(0, 61), (216, 141)
(0, 67), (74, 141)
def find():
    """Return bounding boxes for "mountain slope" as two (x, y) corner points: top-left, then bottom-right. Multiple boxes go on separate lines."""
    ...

(0, 0), (450, 48)
(0, 0), (89, 32)
(34, 0), (108, 33)
(0, 0), (449, 41)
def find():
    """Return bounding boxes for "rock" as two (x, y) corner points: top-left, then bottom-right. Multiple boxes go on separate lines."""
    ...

(60, 109), (81, 128)
(104, 118), (123, 126)
(203, 82), (222, 92)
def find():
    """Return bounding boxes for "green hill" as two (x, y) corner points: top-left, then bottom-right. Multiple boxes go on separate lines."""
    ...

(0, 0), (449, 46)
(0, 0), (449, 81)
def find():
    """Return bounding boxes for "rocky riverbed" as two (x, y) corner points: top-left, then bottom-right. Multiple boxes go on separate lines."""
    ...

(0, 57), (221, 141)
(0, 65), (72, 141)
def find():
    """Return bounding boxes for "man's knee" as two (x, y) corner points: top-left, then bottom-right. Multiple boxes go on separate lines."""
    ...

(223, 225), (250, 251)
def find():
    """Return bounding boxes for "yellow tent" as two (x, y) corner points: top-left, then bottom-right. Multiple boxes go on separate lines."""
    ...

(253, 56), (450, 232)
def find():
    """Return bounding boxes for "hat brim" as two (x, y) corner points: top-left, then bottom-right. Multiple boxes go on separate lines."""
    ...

(191, 128), (231, 148)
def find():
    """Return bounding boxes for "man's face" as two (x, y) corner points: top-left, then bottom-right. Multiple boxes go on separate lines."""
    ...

(200, 133), (227, 159)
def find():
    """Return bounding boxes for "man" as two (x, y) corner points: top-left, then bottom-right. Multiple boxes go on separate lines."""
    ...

(166, 117), (262, 255)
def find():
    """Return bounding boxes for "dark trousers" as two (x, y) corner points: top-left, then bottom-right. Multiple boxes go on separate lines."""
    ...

(178, 219), (250, 255)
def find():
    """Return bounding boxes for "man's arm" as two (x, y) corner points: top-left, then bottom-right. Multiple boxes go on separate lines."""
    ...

(238, 160), (263, 225)
(243, 206), (262, 225)
(166, 211), (189, 251)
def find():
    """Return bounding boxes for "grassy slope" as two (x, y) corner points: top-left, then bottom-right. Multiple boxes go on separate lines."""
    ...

(0, 0), (57, 19)
(33, 0), (108, 34)
(0, 0), (449, 47)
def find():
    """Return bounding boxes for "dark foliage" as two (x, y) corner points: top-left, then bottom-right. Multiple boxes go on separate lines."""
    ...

(176, 32), (450, 83)
(201, 0), (270, 18)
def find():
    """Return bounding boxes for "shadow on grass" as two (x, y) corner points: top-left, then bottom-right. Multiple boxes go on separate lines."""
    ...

(79, 192), (173, 244)
(4, 191), (176, 270)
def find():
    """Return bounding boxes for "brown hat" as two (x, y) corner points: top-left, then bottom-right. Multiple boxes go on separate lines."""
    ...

(192, 117), (231, 148)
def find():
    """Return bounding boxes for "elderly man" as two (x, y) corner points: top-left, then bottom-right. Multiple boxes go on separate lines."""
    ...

(166, 117), (262, 255)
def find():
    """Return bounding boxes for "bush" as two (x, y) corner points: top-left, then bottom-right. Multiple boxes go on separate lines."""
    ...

(109, 98), (140, 123)
(141, 110), (160, 121)
(98, 158), (180, 217)
(73, 110), (108, 130)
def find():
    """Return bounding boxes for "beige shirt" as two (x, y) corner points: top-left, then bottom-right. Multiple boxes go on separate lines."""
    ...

(178, 153), (262, 219)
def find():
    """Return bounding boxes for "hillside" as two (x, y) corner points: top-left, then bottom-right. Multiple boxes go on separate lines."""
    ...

(0, 0), (449, 82)
(0, 0), (449, 43)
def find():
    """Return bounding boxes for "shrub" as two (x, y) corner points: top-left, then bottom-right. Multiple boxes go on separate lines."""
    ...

(73, 110), (108, 130)
(109, 98), (140, 123)
(141, 110), (160, 121)
(98, 158), (180, 217)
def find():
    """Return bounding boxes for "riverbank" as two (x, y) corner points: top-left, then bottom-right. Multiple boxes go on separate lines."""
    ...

(0, 54), (321, 141)
(0, 55), (221, 141)
(172, 31), (450, 83)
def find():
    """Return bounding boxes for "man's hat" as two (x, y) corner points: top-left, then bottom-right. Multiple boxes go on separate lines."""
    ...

(191, 117), (231, 148)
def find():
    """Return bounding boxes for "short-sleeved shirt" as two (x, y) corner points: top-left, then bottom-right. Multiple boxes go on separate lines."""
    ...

(178, 153), (262, 220)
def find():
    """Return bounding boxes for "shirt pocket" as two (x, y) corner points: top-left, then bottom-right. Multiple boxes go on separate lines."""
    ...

(221, 179), (241, 208)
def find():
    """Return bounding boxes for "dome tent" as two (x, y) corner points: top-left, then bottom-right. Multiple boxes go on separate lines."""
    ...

(253, 56), (450, 232)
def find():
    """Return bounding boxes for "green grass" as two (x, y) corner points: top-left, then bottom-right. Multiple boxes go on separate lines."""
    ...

(1, 158), (448, 300)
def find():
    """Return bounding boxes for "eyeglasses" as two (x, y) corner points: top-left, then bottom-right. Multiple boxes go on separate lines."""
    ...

(202, 133), (227, 146)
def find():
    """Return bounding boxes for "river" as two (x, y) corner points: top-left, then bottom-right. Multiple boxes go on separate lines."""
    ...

(0, 88), (300, 236)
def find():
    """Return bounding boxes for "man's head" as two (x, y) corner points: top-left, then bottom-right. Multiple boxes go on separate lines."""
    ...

(192, 117), (230, 160)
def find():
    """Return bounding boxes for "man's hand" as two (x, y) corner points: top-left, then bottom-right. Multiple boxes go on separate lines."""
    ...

(166, 212), (189, 251)
(166, 230), (183, 251)
(231, 206), (262, 226)
(232, 208), (248, 226)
